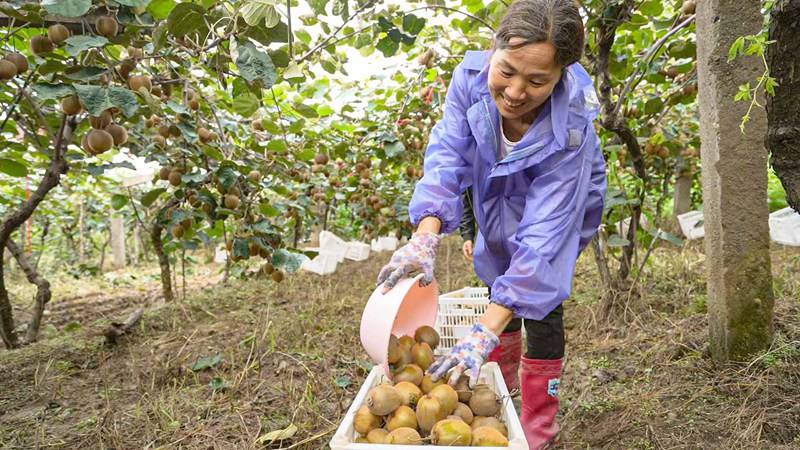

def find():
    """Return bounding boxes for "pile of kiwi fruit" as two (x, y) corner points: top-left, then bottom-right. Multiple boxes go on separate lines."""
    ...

(352, 325), (510, 446)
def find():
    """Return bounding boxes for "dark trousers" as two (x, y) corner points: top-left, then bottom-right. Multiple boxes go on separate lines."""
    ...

(488, 285), (565, 360)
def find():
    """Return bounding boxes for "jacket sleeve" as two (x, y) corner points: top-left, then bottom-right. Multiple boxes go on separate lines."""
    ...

(489, 123), (604, 320)
(408, 64), (475, 234)
(459, 190), (477, 242)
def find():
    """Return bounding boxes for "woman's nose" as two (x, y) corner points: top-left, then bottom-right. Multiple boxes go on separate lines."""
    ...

(505, 79), (527, 101)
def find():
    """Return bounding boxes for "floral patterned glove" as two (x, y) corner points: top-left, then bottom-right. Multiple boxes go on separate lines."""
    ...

(427, 322), (500, 388)
(376, 231), (442, 294)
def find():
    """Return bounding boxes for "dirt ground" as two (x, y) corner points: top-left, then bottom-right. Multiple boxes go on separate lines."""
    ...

(1, 236), (799, 449)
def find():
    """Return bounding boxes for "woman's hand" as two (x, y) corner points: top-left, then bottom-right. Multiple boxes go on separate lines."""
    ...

(427, 322), (499, 388)
(462, 240), (474, 261)
(376, 231), (442, 294)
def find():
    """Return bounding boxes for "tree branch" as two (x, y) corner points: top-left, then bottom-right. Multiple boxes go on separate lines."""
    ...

(297, 0), (377, 63)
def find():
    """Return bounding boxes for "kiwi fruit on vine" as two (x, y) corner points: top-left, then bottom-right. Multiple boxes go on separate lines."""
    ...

(129, 75), (152, 93)
(87, 129), (114, 154)
(158, 126), (171, 139)
(248, 170), (262, 182)
(5, 53), (28, 74)
(224, 194), (240, 209)
(168, 169), (182, 186)
(188, 98), (199, 110)
(60, 95), (82, 115)
(158, 166), (171, 180)
(198, 127), (211, 142)
(30, 35), (54, 55)
(152, 135), (166, 147)
(169, 124), (181, 137)
(681, 0), (696, 15)
(127, 46), (144, 59)
(151, 85), (162, 97)
(208, 131), (220, 141)
(104, 123), (128, 146)
(96, 16), (119, 38)
(89, 110), (112, 129)
(251, 120), (263, 131)
(271, 270), (285, 283)
(119, 58), (137, 78)
(0, 60), (17, 80)
(171, 226), (185, 239)
(314, 153), (329, 164)
(81, 134), (96, 155)
(47, 24), (70, 45)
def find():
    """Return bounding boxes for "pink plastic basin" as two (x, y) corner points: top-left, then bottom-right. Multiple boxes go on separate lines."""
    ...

(360, 273), (439, 377)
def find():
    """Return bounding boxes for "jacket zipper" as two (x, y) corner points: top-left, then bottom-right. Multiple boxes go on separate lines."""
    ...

(482, 100), (511, 256)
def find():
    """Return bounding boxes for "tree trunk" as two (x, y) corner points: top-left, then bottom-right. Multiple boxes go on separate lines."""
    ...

(766, 0), (800, 212)
(33, 217), (49, 271)
(6, 239), (52, 343)
(151, 212), (174, 302)
(293, 217), (302, 248)
(78, 197), (85, 264)
(0, 116), (73, 349)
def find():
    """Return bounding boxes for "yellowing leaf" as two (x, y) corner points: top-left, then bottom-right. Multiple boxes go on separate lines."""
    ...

(257, 424), (297, 444)
(283, 61), (304, 79)
(240, 0), (278, 26)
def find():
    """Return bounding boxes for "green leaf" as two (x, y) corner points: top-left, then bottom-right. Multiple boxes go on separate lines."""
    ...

(152, 24), (168, 51)
(260, 203), (280, 217)
(236, 42), (278, 88)
(728, 36), (745, 62)
(332, 0), (348, 19)
(177, 118), (198, 142)
(142, 188), (167, 207)
(308, 0), (328, 15)
(240, 0), (278, 26)
(376, 36), (399, 57)
(189, 355), (222, 371)
(317, 104), (334, 117)
(233, 237), (250, 259)
(166, 2), (206, 37)
(295, 29), (312, 45)
(294, 103), (318, 118)
(263, 5), (280, 28)
(765, 77), (779, 96)
(644, 98), (663, 116)
(64, 322), (82, 332)
(148, 0), (176, 20)
(272, 249), (308, 273)
(0, 158), (27, 177)
(116, 0), (151, 6)
(384, 140), (405, 158)
(42, 0), (91, 17)
(657, 231), (684, 246)
(210, 377), (231, 391)
(334, 376), (351, 388)
(32, 83), (76, 101)
(64, 66), (108, 82)
(607, 234), (631, 247)
(64, 35), (109, 56)
(296, 147), (315, 161)
(111, 194), (129, 210)
(402, 14), (426, 35)
(218, 166), (238, 190)
(75, 85), (140, 117)
(267, 140), (288, 152)
(233, 92), (261, 117)
(638, 0), (663, 15)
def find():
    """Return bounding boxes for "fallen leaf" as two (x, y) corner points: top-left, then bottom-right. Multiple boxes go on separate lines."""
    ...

(258, 423), (297, 444)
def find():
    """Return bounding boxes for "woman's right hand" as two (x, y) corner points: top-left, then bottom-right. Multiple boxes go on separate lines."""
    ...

(376, 231), (442, 294)
(462, 240), (474, 261)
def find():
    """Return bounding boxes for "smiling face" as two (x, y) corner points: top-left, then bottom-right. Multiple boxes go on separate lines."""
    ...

(487, 38), (563, 123)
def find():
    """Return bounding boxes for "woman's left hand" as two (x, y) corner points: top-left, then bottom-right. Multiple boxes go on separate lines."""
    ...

(427, 322), (499, 388)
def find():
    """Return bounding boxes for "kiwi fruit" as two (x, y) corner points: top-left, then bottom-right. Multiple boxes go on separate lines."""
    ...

(415, 394), (447, 434)
(398, 335), (415, 353)
(383, 427), (421, 445)
(168, 170), (183, 186)
(469, 387), (500, 417)
(169, 124), (181, 137)
(471, 426), (509, 446)
(414, 325), (440, 350)
(152, 135), (167, 147)
(197, 127), (211, 142)
(30, 35), (54, 55)
(420, 374), (445, 394)
(314, 153), (329, 164)
(47, 24), (70, 44)
(431, 418), (472, 446)
(681, 0), (696, 15)
(366, 384), (402, 416)
(271, 270), (284, 283)
(129, 75), (152, 93)
(248, 170), (262, 182)
(411, 342), (434, 371)
(365, 427), (389, 444)
(180, 217), (194, 230)
(385, 405), (417, 432)
(208, 131), (220, 141)
(87, 129), (113, 153)
(392, 364), (423, 386)
(224, 194), (240, 209)
(151, 85), (162, 97)
(188, 98), (199, 110)
(104, 124), (128, 145)
(89, 111), (112, 129)
(158, 166), (171, 180)
(119, 58), (137, 78)
(127, 46), (144, 58)
(470, 416), (508, 437)
(262, 263), (275, 275)
(60, 95), (82, 115)
(81, 134), (96, 155)
(454, 376), (472, 403)
(353, 405), (381, 435)
(393, 381), (422, 408)
(251, 120), (263, 131)
(171, 226), (185, 239)
(96, 16), (119, 38)
(453, 402), (474, 424)
(354, 436), (369, 443)
(0, 60), (17, 80)
(5, 53), (28, 74)
(430, 384), (459, 415)
(387, 335), (402, 364)
(158, 126), (171, 139)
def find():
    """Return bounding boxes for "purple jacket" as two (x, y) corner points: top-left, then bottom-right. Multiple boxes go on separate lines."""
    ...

(408, 50), (607, 320)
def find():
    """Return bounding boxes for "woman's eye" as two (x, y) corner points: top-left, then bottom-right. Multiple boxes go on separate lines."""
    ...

(530, 80), (545, 87)
(500, 70), (512, 77)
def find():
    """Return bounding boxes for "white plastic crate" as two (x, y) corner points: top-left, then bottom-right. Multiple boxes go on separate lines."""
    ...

(435, 287), (491, 354)
(329, 362), (528, 449)
(345, 242), (370, 261)
(300, 249), (339, 275)
(369, 236), (399, 252)
(677, 210), (705, 240)
(319, 231), (348, 262)
(769, 207), (800, 246)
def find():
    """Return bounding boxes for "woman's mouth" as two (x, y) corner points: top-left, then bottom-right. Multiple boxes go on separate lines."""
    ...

(503, 96), (525, 109)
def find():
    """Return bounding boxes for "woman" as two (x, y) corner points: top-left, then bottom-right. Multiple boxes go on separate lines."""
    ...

(377, 0), (607, 448)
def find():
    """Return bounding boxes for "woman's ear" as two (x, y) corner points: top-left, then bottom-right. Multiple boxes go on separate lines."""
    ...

(490, 36), (497, 51)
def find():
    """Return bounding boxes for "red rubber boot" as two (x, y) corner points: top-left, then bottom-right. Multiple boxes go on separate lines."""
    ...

(520, 357), (562, 450)
(485, 329), (522, 392)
